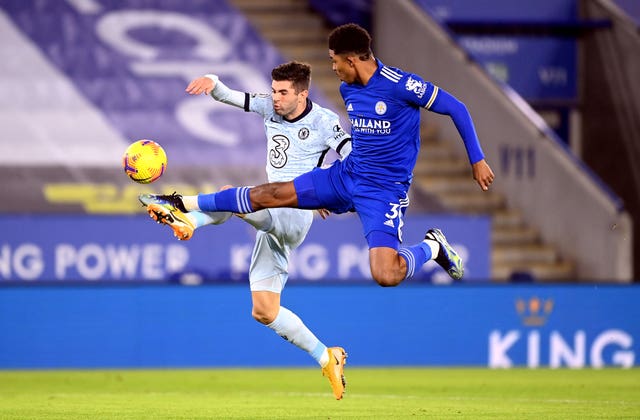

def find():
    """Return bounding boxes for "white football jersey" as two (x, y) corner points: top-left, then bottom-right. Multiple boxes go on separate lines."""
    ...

(207, 76), (352, 290)
(247, 94), (351, 182)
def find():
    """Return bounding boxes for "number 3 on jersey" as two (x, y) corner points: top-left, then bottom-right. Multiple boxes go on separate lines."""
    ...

(269, 134), (290, 168)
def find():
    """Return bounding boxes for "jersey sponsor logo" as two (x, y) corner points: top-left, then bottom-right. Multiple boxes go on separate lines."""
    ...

(333, 132), (348, 142)
(350, 118), (391, 135)
(298, 128), (309, 140)
(350, 118), (391, 129)
(269, 134), (290, 168)
(405, 76), (427, 99)
(375, 101), (387, 115)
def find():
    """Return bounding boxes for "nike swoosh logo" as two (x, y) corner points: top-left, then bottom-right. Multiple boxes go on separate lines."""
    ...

(270, 117), (279, 123)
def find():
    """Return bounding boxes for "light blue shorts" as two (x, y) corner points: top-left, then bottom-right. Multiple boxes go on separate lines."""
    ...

(248, 207), (313, 293)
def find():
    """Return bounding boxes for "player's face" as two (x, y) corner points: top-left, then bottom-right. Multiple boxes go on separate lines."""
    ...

(271, 80), (306, 119)
(329, 50), (356, 84)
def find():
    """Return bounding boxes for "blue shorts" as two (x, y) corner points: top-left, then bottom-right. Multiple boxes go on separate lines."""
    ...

(293, 160), (410, 249)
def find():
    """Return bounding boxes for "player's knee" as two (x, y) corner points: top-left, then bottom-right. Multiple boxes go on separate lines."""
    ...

(371, 269), (403, 287)
(374, 277), (402, 287)
(252, 305), (277, 325)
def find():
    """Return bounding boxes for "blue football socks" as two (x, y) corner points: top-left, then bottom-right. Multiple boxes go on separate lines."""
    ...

(197, 187), (253, 213)
(398, 242), (432, 279)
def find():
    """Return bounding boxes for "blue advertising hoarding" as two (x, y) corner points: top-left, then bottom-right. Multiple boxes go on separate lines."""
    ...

(414, 0), (579, 144)
(0, 284), (637, 368)
(458, 36), (577, 101)
(415, 0), (578, 101)
(0, 214), (490, 283)
(416, 0), (577, 21)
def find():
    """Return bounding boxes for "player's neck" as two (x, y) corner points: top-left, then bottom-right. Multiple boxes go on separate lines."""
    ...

(355, 57), (378, 86)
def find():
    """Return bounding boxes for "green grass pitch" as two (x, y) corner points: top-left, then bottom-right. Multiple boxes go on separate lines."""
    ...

(1, 368), (638, 419)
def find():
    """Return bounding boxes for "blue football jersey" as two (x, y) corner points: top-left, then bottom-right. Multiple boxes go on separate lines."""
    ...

(340, 60), (439, 186)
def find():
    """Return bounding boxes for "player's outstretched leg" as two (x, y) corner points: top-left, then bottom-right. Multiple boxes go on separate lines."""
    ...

(139, 193), (196, 240)
(139, 193), (232, 240)
(425, 228), (464, 280)
(321, 347), (347, 400)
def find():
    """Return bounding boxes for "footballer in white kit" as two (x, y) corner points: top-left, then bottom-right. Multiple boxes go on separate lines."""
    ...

(140, 62), (351, 400)
(211, 72), (351, 292)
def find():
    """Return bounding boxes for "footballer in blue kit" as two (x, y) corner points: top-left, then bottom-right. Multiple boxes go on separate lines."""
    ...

(294, 55), (487, 254)
(142, 23), (494, 288)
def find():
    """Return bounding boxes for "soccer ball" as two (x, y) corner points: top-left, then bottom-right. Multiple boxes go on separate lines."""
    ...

(122, 139), (167, 184)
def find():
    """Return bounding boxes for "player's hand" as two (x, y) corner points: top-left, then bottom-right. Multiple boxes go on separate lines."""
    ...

(472, 159), (495, 191)
(317, 208), (331, 219)
(186, 77), (215, 95)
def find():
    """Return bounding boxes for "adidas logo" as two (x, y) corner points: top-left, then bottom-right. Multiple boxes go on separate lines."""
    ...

(384, 219), (394, 228)
(347, 103), (353, 111)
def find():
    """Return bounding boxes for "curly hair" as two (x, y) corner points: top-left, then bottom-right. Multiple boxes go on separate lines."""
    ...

(328, 23), (372, 60)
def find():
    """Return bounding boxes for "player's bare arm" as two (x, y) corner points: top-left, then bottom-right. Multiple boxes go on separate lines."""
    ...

(185, 76), (215, 95)
(472, 159), (495, 191)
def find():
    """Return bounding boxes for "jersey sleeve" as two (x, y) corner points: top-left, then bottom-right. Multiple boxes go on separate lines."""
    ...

(207, 75), (273, 118)
(429, 88), (485, 164)
(205, 74), (273, 118)
(396, 72), (485, 164)
(319, 111), (352, 159)
(206, 75), (245, 108)
(247, 93), (274, 118)
(396, 72), (439, 109)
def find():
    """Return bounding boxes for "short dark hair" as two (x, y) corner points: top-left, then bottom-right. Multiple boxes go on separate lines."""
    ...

(271, 61), (311, 93)
(328, 23), (372, 59)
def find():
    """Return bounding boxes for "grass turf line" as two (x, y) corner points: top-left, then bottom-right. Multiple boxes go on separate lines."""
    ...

(0, 368), (638, 419)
